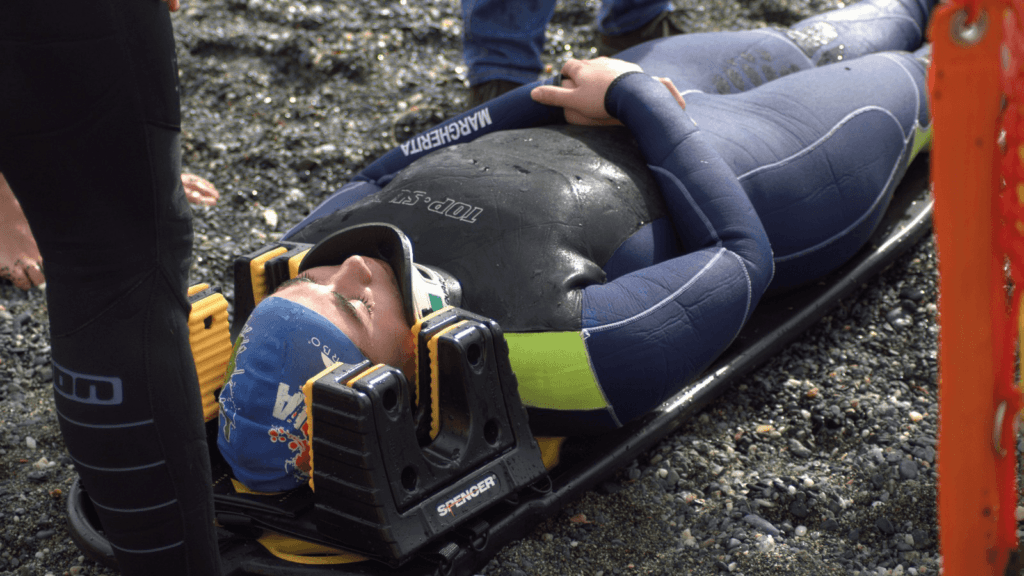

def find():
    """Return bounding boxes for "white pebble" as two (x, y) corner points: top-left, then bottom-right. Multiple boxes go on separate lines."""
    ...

(33, 456), (55, 470)
(909, 411), (924, 422)
(905, 534), (915, 546)
(263, 208), (279, 229)
(787, 485), (797, 495)
(893, 565), (905, 576)
(795, 525), (808, 537)
(657, 468), (669, 479)
(803, 477), (814, 488)
(25, 436), (36, 450)
(1016, 506), (1024, 522)
(758, 535), (776, 552)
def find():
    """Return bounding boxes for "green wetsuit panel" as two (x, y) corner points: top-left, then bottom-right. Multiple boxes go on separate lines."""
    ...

(505, 331), (608, 411)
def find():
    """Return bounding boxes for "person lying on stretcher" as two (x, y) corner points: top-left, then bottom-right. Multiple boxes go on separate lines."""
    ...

(218, 0), (935, 492)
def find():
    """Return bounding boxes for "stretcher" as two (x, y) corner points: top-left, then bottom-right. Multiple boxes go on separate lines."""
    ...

(65, 155), (933, 576)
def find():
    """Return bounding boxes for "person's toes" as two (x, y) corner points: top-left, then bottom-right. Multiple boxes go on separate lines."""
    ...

(1, 259), (42, 291)
(181, 173), (220, 206)
(24, 260), (45, 288)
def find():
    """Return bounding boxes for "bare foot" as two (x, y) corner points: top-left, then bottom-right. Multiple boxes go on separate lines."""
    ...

(182, 173), (220, 206)
(0, 173), (44, 290)
(0, 172), (219, 291)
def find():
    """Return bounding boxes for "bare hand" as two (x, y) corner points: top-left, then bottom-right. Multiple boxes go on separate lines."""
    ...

(182, 173), (220, 206)
(530, 57), (686, 126)
(162, 0), (180, 12)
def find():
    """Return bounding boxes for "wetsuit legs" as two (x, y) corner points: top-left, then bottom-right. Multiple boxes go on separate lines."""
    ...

(689, 50), (930, 290)
(786, 0), (936, 65)
(0, 1), (220, 575)
(619, 0), (934, 94)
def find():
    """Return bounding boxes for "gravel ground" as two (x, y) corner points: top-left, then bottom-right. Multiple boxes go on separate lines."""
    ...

(0, 1), (993, 575)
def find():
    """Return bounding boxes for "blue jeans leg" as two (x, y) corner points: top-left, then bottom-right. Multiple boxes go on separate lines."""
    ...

(462, 0), (557, 86)
(597, 0), (671, 36)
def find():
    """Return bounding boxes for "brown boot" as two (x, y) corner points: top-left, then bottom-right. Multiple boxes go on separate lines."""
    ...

(596, 11), (685, 56)
(467, 79), (523, 108)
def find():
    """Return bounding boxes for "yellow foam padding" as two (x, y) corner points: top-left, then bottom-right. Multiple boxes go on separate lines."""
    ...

(288, 249), (309, 279)
(410, 307), (454, 408)
(187, 283), (210, 297)
(250, 246), (288, 306)
(534, 436), (565, 471)
(302, 361), (341, 492)
(230, 478), (283, 496)
(257, 531), (367, 565)
(187, 287), (234, 422)
(504, 331), (608, 411)
(428, 321), (468, 441)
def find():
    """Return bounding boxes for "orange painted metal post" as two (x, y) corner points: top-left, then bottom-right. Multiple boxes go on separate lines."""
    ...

(931, 1), (1013, 574)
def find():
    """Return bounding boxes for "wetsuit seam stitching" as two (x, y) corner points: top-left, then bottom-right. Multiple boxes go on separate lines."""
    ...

(724, 249), (753, 324)
(579, 330), (623, 427)
(49, 269), (157, 339)
(736, 105), (900, 182)
(647, 164), (722, 245)
(773, 124), (908, 264)
(585, 247), (726, 333)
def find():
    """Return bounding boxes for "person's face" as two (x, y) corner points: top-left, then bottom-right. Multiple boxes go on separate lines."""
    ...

(272, 256), (416, 378)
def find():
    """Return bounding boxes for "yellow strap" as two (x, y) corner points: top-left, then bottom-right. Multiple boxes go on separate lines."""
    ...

(249, 246), (288, 305)
(256, 531), (366, 565)
(302, 361), (343, 492)
(230, 478), (283, 496)
(288, 249), (309, 279)
(428, 321), (468, 440)
(534, 436), (565, 470)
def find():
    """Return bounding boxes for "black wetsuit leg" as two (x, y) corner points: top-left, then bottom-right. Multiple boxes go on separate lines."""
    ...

(0, 1), (220, 575)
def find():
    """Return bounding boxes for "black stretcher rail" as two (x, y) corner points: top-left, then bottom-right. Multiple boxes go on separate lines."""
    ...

(67, 156), (933, 576)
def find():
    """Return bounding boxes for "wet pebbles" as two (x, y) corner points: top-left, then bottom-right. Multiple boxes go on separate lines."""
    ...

(0, 1), (997, 575)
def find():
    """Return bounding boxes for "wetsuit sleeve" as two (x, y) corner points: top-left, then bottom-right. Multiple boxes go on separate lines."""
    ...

(282, 80), (565, 239)
(579, 72), (774, 426)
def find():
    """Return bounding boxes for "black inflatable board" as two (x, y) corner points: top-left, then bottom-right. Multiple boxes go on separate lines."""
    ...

(66, 156), (933, 576)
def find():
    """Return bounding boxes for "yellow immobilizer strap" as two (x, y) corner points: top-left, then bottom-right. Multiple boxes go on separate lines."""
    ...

(249, 246), (288, 305)
(427, 321), (468, 440)
(256, 531), (366, 565)
(230, 477), (367, 565)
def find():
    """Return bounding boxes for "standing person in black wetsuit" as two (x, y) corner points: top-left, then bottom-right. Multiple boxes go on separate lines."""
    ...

(0, 1), (220, 574)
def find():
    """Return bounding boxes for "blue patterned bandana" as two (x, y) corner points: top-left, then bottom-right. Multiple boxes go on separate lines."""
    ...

(217, 296), (367, 491)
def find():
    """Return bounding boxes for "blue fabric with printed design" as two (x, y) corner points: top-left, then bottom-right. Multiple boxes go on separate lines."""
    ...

(218, 297), (367, 491)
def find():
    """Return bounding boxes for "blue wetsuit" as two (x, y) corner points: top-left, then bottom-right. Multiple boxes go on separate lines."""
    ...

(285, 0), (933, 435)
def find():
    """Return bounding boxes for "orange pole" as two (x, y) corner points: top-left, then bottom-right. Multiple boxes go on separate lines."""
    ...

(931, 2), (1010, 574)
